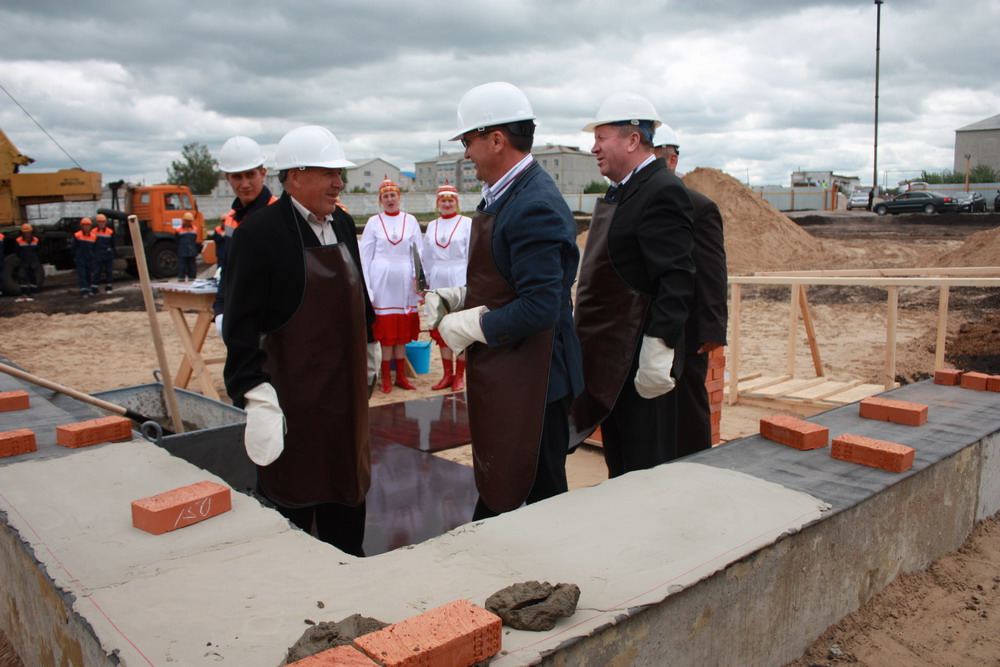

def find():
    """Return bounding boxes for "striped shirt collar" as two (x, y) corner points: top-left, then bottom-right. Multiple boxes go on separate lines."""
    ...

(482, 154), (534, 207)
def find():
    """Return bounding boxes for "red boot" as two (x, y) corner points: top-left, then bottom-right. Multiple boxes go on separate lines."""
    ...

(395, 361), (416, 390)
(380, 360), (392, 394)
(452, 359), (466, 392)
(432, 358), (454, 390)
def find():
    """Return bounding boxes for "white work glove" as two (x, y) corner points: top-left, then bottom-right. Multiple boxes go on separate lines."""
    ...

(243, 383), (286, 466)
(438, 305), (488, 355)
(634, 335), (677, 399)
(214, 313), (224, 338)
(424, 286), (467, 330)
(367, 341), (382, 386)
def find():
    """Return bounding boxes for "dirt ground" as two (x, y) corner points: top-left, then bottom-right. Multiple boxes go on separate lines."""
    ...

(1, 207), (999, 665)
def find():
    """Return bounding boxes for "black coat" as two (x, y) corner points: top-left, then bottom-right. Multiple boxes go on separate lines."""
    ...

(683, 188), (728, 353)
(607, 157), (695, 349)
(222, 192), (375, 406)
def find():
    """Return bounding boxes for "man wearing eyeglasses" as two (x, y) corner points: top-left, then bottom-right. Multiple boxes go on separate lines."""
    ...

(426, 81), (583, 521)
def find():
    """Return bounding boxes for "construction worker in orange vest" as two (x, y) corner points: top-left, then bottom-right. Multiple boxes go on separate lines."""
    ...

(14, 223), (41, 301)
(175, 212), (200, 281)
(71, 218), (98, 297)
(214, 136), (277, 334)
(92, 213), (116, 292)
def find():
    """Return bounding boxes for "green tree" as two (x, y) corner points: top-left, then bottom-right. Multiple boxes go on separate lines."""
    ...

(583, 180), (609, 194)
(167, 142), (220, 194)
(970, 164), (999, 183)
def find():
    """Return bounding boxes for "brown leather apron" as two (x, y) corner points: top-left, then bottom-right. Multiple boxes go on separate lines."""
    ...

(570, 198), (650, 446)
(259, 242), (371, 507)
(465, 209), (554, 513)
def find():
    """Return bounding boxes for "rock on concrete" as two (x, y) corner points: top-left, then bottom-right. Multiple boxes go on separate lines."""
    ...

(486, 581), (581, 631)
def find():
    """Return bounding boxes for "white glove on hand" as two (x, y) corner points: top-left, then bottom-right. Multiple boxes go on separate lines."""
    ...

(367, 341), (382, 386)
(634, 335), (677, 399)
(214, 313), (224, 338)
(243, 382), (286, 466)
(438, 305), (488, 355)
(424, 286), (467, 330)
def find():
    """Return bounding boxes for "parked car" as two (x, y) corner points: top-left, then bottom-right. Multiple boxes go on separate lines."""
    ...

(994, 190), (1000, 213)
(847, 190), (871, 210)
(955, 192), (987, 213)
(873, 190), (958, 215)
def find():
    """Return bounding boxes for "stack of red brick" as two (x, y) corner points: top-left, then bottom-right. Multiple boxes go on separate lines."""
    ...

(706, 347), (726, 445)
(935, 368), (1000, 392)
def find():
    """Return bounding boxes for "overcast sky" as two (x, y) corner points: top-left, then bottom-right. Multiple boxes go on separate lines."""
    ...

(3, 1), (998, 189)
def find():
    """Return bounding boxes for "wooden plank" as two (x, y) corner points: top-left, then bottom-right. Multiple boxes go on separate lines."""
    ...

(736, 375), (791, 392)
(787, 284), (800, 377)
(935, 285), (949, 371)
(823, 383), (887, 404)
(727, 283), (742, 406)
(750, 377), (828, 399)
(731, 276), (1000, 287)
(753, 267), (1000, 278)
(799, 287), (824, 377)
(732, 396), (820, 416)
(884, 285), (898, 391)
(723, 372), (762, 390)
(786, 379), (857, 400)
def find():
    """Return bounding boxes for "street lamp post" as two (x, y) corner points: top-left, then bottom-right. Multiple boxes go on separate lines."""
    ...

(870, 0), (884, 210)
(965, 154), (971, 191)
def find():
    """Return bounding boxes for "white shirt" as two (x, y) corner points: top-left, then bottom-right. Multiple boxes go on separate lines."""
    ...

(290, 196), (338, 246)
(616, 154), (656, 188)
(482, 154), (535, 207)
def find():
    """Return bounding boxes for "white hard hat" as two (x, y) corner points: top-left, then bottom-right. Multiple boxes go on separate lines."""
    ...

(273, 125), (356, 170)
(582, 91), (662, 133)
(218, 136), (266, 173)
(450, 82), (536, 141)
(653, 124), (680, 149)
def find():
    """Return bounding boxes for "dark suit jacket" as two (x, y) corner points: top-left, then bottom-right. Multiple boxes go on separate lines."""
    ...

(684, 188), (728, 354)
(222, 192), (375, 406)
(478, 161), (584, 403)
(608, 157), (695, 350)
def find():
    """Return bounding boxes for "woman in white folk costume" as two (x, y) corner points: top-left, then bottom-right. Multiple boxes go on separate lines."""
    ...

(360, 177), (423, 393)
(422, 182), (472, 391)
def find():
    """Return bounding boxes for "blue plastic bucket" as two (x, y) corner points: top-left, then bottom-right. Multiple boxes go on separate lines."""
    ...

(405, 341), (432, 374)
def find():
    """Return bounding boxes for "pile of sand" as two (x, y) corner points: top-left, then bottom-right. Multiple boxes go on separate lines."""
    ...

(926, 224), (1000, 267)
(682, 168), (842, 274)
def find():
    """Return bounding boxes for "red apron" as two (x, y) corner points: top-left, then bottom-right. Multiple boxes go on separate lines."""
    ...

(465, 209), (554, 513)
(570, 198), (650, 446)
(259, 242), (371, 507)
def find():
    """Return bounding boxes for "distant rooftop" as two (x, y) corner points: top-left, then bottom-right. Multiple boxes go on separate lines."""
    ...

(956, 113), (1000, 132)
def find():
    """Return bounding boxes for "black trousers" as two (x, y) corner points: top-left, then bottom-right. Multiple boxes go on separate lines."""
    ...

(472, 394), (572, 520)
(675, 350), (712, 459)
(601, 374), (678, 478)
(275, 500), (367, 557)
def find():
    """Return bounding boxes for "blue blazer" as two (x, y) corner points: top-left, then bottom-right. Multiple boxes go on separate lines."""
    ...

(478, 161), (584, 403)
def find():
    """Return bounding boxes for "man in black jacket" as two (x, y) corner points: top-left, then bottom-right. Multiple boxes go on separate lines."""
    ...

(654, 125), (728, 457)
(223, 125), (378, 556)
(572, 92), (694, 476)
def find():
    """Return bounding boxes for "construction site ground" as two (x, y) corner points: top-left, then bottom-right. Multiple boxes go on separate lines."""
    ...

(1, 205), (999, 665)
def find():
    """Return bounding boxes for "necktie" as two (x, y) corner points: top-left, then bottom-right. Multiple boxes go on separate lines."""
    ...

(605, 184), (620, 202)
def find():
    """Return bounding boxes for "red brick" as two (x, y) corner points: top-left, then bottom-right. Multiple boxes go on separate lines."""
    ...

(707, 355), (726, 369)
(831, 433), (914, 473)
(933, 369), (963, 386)
(705, 378), (725, 393)
(760, 415), (829, 450)
(709, 390), (724, 403)
(56, 415), (132, 448)
(0, 429), (37, 458)
(287, 645), (377, 666)
(354, 599), (501, 667)
(859, 397), (928, 426)
(131, 481), (232, 535)
(0, 390), (30, 412)
(987, 376), (1000, 393)
(960, 372), (990, 391)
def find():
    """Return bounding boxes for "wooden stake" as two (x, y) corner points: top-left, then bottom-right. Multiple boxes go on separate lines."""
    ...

(127, 215), (185, 434)
(934, 285), (949, 370)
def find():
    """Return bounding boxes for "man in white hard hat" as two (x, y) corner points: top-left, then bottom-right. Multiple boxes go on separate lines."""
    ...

(426, 81), (583, 520)
(571, 92), (695, 477)
(213, 136), (277, 330)
(653, 125), (728, 457)
(223, 125), (379, 556)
